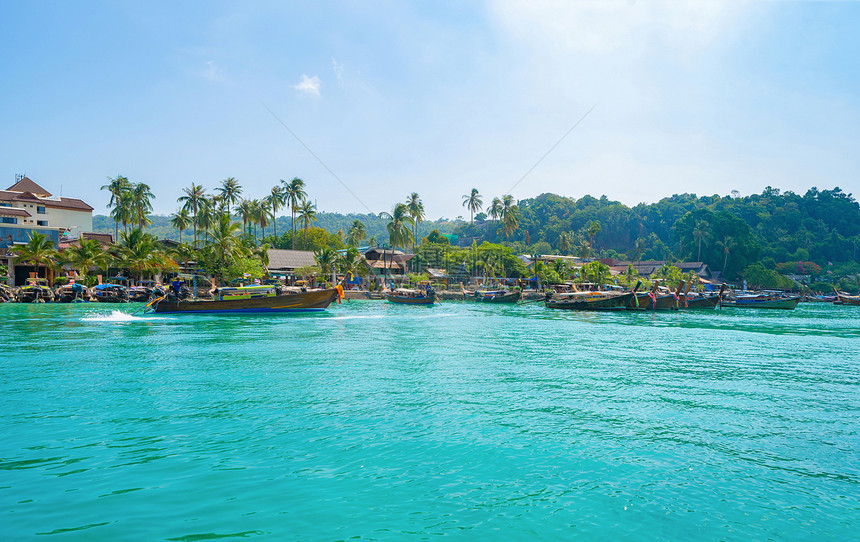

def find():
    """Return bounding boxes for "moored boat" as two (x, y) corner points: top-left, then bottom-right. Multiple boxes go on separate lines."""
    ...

(723, 293), (800, 309)
(17, 280), (54, 303)
(626, 280), (679, 310)
(681, 293), (722, 309)
(834, 291), (860, 306)
(150, 286), (338, 314)
(474, 289), (521, 303)
(55, 282), (90, 303)
(384, 287), (436, 305)
(546, 290), (634, 311)
(0, 283), (15, 302)
(127, 285), (153, 302)
(92, 283), (130, 303)
(679, 283), (725, 310)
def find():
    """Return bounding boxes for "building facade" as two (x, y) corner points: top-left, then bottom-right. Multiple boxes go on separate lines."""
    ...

(1, 176), (94, 285)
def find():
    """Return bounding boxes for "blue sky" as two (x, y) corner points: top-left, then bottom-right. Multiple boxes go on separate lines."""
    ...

(1, 1), (858, 220)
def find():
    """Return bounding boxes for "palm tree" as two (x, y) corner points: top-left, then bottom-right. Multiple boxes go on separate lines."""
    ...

(586, 220), (601, 251)
(500, 195), (519, 239)
(236, 199), (255, 237)
(692, 220), (710, 262)
(64, 238), (109, 280)
(216, 177), (242, 214)
(196, 198), (216, 246)
(110, 189), (135, 237)
(258, 198), (272, 240)
(558, 232), (572, 255)
(177, 183), (207, 245)
(101, 175), (130, 241)
(255, 243), (271, 275)
(489, 197), (503, 224)
(267, 186), (285, 239)
(406, 192), (425, 252)
(717, 236), (735, 277)
(462, 188), (483, 225)
(170, 242), (197, 276)
(14, 232), (57, 281)
(131, 182), (155, 229)
(281, 177), (307, 250)
(297, 199), (318, 250)
(247, 199), (262, 243)
(170, 208), (192, 244)
(346, 220), (366, 247)
(379, 203), (414, 249)
(208, 213), (243, 284)
(314, 247), (338, 283)
(117, 228), (162, 282)
(338, 246), (363, 280)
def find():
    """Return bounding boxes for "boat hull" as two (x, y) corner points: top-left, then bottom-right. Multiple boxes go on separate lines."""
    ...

(384, 293), (435, 305)
(725, 296), (800, 309)
(836, 295), (860, 306)
(153, 288), (338, 313)
(627, 293), (677, 310)
(17, 287), (54, 303)
(546, 292), (634, 311)
(474, 291), (521, 303)
(680, 295), (721, 309)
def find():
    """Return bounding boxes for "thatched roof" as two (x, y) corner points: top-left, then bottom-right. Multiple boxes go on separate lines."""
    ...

(267, 248), (316, 270)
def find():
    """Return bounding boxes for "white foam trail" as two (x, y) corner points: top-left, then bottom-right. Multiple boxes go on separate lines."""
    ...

(81, 310), (160, 322)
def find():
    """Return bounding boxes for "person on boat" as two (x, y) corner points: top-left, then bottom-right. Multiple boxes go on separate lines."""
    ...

(171, 278), (182, 297)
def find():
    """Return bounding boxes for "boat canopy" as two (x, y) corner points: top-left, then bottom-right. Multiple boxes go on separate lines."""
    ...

(94, 283), (125, 290)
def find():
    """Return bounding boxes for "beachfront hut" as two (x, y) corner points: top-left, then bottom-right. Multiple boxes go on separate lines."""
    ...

(267, 248), (317, 284)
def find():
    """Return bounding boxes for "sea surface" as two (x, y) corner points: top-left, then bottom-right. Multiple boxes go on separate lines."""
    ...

(1, 300), (858, 540)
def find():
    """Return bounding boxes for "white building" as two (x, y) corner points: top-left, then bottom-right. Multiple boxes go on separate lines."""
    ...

(1, 176), (94, 285)
(0, 176), (93, 235)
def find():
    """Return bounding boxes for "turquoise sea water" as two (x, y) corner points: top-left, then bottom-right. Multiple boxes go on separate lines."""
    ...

(1, 301), (858, 540)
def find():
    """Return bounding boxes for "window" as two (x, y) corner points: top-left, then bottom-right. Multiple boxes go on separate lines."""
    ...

(37, 206), (46, 214)
(0, 202), (11, 207)
(1, 217), (17, 224)
(37, 220), (48, 226)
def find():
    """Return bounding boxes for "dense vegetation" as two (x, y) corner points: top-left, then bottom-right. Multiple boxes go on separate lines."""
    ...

(83, 177), (859, 291)
(451, 187), (860, 281)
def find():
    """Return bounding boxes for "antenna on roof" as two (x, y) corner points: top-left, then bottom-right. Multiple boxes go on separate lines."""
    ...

(15, 173), (24, 182)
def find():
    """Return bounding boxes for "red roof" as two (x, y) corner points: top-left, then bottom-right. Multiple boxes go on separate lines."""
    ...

(0, 190), (93, 211)
(6, 177), (51, 196)
(0, 207), (31, 218)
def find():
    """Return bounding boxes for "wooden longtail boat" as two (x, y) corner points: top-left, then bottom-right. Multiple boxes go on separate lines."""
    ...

(546, 291), (634, 311)
(837, 295), (860, 306)
(834, 292), (860, 306)
(679, 283), (725, 310)
(627, 292), (676, 310)
(0, 283), (14, 302)
(150, 287), (338, 314)
(626, 279), (678, 310)
(680, 294), (722, 309)
(55, 283), (90, 303)
(474, 290), (521, 303)
(17, 280), (54, 303)
(384, 287), (436, 305)
(92, 284), (129, 303)
(128, 286), (153, 303)
(723, 293), (800, 309)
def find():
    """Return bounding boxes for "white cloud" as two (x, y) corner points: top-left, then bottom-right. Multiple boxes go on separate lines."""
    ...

(293, 74), (321, 97)
(331, 58), (344, 88)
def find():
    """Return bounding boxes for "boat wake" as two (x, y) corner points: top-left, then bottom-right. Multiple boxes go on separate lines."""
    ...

(81, 310), (160, 322)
